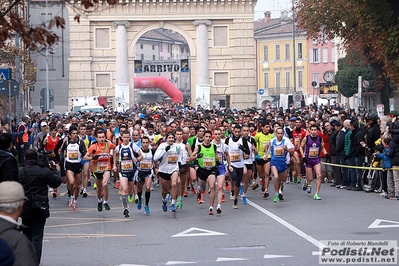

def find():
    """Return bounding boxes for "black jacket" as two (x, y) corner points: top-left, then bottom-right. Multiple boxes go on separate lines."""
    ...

(335, 128), (347, 156)
(329, 129), (338, 156)
(366, 122), (380, 152)
(0, 218), (38, 266)
(0, 149), (19, 182)
(18, 160), (62, 219)
(350, 127), (365, 156)
(388, 120), (399, 145)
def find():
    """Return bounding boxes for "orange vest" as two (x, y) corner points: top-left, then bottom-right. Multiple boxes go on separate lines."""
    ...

(16, 124), (29, 143)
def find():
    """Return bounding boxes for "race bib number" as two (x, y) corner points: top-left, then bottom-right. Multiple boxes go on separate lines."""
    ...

(96, 161), (108, 173)
(168, 154), (178, 164)
(273, 147), (284, 157)
(140, 159), (152, 170)
(309, 147), (319, 158)
(203, 157), (214, 169)
(67, 148), (78, 160)
(294, 138), (301, 147)
(217, 152), (223, 163)
(121, 160), (133, 172)
(230, 151), (241, 162)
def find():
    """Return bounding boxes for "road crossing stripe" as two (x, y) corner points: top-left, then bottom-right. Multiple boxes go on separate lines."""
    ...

(247, 199), (325, 249)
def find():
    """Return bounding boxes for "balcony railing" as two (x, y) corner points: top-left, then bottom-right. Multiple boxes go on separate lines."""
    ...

(264, 87), (295, 96)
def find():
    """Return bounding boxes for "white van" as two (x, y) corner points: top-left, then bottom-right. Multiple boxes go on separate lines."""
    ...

(80, 105), (104, 113)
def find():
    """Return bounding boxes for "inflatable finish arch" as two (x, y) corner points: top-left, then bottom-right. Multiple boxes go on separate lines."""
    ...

(134, 77), (183, 102)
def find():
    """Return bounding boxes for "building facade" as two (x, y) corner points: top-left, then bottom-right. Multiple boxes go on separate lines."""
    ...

(66, 0), (257, 110)
(254, 11), (308, 108)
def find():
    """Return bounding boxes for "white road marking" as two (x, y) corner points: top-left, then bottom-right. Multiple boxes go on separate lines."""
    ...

(368, 219), (399, 228)
(247, 199), (324, 249)
(165, 261), (197, 265)
(215, 257), (248, 262)
(172, 227), (227, 238)
(263, 254), (294, 259)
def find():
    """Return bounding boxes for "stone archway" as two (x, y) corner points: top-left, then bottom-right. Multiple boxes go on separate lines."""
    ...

(66, 0), (257, 109)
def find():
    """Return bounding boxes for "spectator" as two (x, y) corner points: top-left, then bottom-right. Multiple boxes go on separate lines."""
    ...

(0, 181), (38, 266)
(16, 116), (31, 166)
(0, 133), (19, 182)
(348, 119), (365, 191)
(19, 149), (62, 264)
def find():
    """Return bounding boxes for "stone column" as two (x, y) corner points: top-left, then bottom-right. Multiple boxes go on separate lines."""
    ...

(193, 19), (211, 108)
(112, 21), (131, 107)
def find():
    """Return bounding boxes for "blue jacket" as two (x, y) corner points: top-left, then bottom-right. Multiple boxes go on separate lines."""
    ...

(375, 146), (393, 168)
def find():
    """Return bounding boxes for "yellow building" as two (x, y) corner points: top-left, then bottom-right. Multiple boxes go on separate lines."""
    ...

(254, 11), (309, 108)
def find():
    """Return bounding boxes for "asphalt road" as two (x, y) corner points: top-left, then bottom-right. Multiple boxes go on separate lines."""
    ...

(41, 179), (399, 266)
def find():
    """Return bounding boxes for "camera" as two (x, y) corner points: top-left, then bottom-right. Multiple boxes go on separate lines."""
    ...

(37, 151), (54, 168)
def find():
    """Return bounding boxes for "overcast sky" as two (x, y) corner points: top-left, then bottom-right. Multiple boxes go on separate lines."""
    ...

(254, 0), (292, 20)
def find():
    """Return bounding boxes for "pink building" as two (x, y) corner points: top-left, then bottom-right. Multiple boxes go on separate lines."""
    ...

(307, 37), (336, 97)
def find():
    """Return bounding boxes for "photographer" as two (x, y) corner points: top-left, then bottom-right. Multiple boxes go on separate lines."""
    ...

(18, 149), (62, 264)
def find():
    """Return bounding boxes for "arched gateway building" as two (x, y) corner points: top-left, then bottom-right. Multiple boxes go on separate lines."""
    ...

(66, 0), (257, 110)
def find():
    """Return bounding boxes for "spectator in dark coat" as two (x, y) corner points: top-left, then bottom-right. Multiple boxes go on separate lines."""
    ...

(0, 181), (38, 266)
(19, 149), (62, 264)
(0, 133), (19, 182)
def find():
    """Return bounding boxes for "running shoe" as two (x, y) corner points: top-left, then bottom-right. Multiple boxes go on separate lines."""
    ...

(197, 192), (203, 204)
(297, 177), (301, 183)
(72, 201), (77, 211)
(241, 195), (247, 204)
(87, 180), (91, 187)
(137, 200), (142, 210)
(123, 208), (129, 218)
(115, 180), (121, 189)
(176, 198), (182, 209)
(229, 191), (234, 200)
(216, 204), (222, 214)
(80, 187), (84, 195)
(222, 194), (226, 202)
(278, 193), (284, 201)
(252, 183), (259, 190)
(302, 183), (307, 191)
(162, 201), (167, 212)
(52, 188), (58, 199)
(128, 194), (134, 203)
(198, 196), (204, 204)
(239, 185), (244, 196)
(273, 194), (279, 203)
(69, 198), (74, 207)
(165, 192), (171, 202)
(97, 201), (103, 212)
(104, 202), (111, 211)
(261, 186), (265, 192)
(208, 206), (214, 215)
(171, 203), (177, 212)
(233, 199), (238, 209)
(314, 194), (321, 200)
(93, 183), (97, 189)
(293, 176), (298, 183)
(263, 190), (269, 199)
(144, 205), (150, 214)
(82, 189), (88, 198)
(134, 195), (139, 204)
(183, 191), (188, 197)
(190, 186), (196, 194)
(306, 185), (312, 193)
(225, 181), (230, 191)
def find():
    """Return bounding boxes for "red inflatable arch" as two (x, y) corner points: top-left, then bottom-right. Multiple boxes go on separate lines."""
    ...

(134, 76), (183, 102)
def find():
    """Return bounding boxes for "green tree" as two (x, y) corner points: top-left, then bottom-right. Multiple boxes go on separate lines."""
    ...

(335, 49), (374, 98)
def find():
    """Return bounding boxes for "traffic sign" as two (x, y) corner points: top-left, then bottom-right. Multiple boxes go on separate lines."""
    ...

(293, 91), (302, 102)
(40, 88), (47, 97)
(363, 80), (369, 88)
(311, 81), (317, 87)
(0, 79), (19, 97)
(0, 68), (11, 87)
(258, 88), (265, 95)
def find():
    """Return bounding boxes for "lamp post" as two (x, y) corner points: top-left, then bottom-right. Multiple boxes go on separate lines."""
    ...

(292, 0), (296, 92)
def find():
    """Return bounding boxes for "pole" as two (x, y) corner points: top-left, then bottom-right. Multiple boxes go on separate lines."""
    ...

(45, 0), (50, 111)
(8, 81), (12, 117)
(15, 5), (21, 122)
(358, 76), (362, 113)
(292, 0), (296, 92)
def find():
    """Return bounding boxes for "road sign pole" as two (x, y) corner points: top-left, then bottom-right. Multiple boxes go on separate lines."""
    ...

(8, 81), (12, 117)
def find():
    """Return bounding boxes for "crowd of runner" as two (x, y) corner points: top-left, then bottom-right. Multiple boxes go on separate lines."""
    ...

(1, 101), (399, 218)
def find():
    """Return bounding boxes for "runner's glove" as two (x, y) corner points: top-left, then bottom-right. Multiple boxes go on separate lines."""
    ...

(165, 145), (170, 151)
(302, 157), (307, 164)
